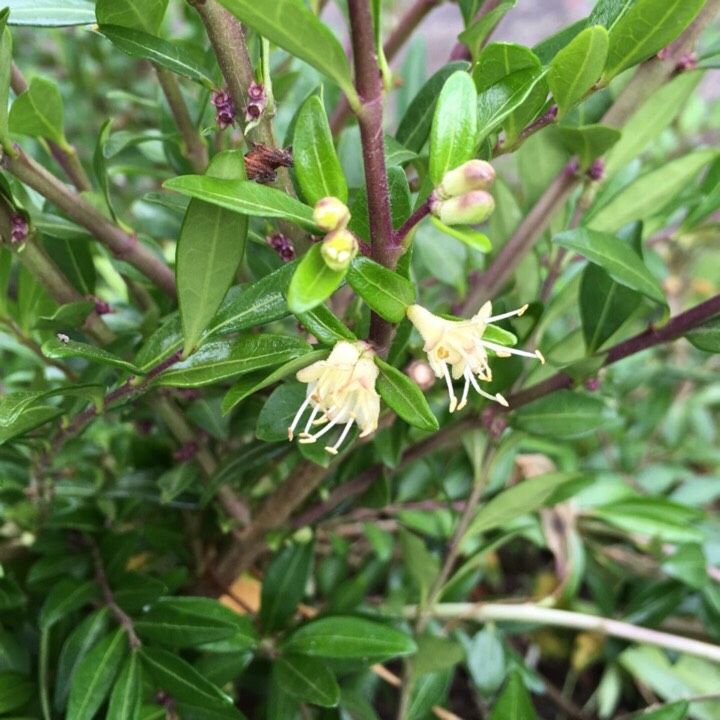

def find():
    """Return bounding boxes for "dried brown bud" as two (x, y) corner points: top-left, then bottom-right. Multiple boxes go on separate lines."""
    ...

(244, 143), (294, 184)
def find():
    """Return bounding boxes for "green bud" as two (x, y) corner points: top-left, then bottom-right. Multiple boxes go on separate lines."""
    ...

(321, 228), (358, 271)
(313, 197), (351, 232)
(431, 190), (495, 226)
(437, 160), (495, 200)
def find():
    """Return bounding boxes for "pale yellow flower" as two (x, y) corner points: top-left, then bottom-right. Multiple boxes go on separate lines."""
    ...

(289, 341), (380, 455)
(406, 303), (544, 412)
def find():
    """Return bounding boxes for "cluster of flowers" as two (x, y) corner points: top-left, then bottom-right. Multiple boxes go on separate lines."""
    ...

(286, 162), (544, 455)
(211, 90), (236, 130)
(10, 213), (27, 244)
(211, 82), (267, 132)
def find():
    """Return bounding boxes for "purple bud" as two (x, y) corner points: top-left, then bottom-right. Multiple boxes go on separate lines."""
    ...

(587, 159), (605, 182)
(248, 82), (265, 102)
(585, 378), (600, 392)
(245, 102), (263, 121)
(173, 442), (198, 463)
(87, 294), (112, 315)
(212, 89), (236, 130)
(10, 213), (28, 244)
(267, 233), (296, 262)
(676, 52), (698, 72)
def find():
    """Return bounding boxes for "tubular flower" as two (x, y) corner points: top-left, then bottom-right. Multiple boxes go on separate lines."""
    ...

(289, 341), (381, 455)
(406, 303), (544, 412)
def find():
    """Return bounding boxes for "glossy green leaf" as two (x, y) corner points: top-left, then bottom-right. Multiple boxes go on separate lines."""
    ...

(429, 71), (478, 184)
(296, 305), (356, 345)
(164, 176), (318, 232)
(282, 617), (417, 662)
(67, 629), (127, 720)
(294, 95), (347, 205)
(96, 0), (168, 33)
(634, 701), (690, 720)
(463, 472), (580, 541)
(107, 651), (142, 720)
(554, 228), (665, 305)
(686, 317), (720, 353)
(97, 25), (215, 88)
(9, 76), (68, 148)
(140, 647), (233, 707)
(222, 350), (329, 415)
(0, 24), (11, 144)
(0, 578), (24, 610)
(558, 124), (621, 170)
(5, 0), (96, 26)
(42, 338), (143, 374)
(39, 578), (97, 630)
(487, 670), (538, 720)
(398, 529), (440, 603)
(408, 671), (452, 720)
(604, 0), (706, 80)
(194, 606), (259, 654)
(458, 1), (516, 58)
(396, 61), (469, 153)
(430, 216), (492, 252)
(274, 656), (340, 708)
(0, 672), (34, 714)
(375, 357), (438, 432)
(152, 335), (311, 388)
(55, 609), (111, 710)
(0, 385), (103, 427)
(255, 383), (307, 442)
(587, 0), (635, 30)
(135, 598), (238, 647)
(346, 257), (416, 323)
(206, 261), (296, 339)
(261, 542), (314, 633)
(511, 390), (617, 439)
(177, 150), (248, 357)
(663, 544), (707, 589)
(287, 244), (346, 314)
(532, 19), (587, 64)
(216, 0), (358, 106)
(548, 25), (609, 116)
(34, 300), (95, 330)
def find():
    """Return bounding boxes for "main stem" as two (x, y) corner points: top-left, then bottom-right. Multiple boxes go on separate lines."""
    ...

(348, 0), (397, 358)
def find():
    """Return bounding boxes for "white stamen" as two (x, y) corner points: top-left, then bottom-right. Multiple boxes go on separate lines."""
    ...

(458, 371), (471, 410)
(288, 394), (312, 440)
(325, 421), (354, 455)
(466, 371), (506, 406)
(299, 408), (348, 444)
(301, 404), (322, 436)
(481, 339), (542, 360)
(442, 361), (458, 413)
(535, 349), (545, 364)
(486, 304), (528, 323)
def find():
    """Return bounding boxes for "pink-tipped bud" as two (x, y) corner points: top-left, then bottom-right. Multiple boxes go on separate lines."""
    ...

(436, 160), (496, 200)
(431, 190), (495, 226)
(313, 197), (351, 232)
(321, 228), (358, 271)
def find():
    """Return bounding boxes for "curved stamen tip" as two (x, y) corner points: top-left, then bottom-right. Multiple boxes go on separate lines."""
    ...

(324, 446), (339, 455)
(288, 428), (294, 441)
(449, 396), (458, 413)
(495, 393), (509, 407)
(535, 349), (545, 364)
(298, 436), (317, 444)
(457, 399), (467, 411)
(518, 304), (529, 316)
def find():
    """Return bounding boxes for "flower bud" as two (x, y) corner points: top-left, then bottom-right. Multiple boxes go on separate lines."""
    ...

(321, 228), (358, 271)
(313, 197), (351, 232)
(431, 190), (495, 226)
(437, 160), (495, 200)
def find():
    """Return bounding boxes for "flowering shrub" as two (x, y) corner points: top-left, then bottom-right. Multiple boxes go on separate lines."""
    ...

(1, 0), (720, 718)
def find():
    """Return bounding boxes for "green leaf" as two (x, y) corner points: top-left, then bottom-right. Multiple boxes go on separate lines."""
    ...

(0, 672), (34, 714)
(152, 335), (311, 388)
(287, 244), (346, 314)
(96, 0), (168, 33)
(554, 228), (666, 305)
(222, 350), (329, 415)
(42, 338), (143, 374)
(429, 71), (478, 184)
(0, 577), (24, 610)
(140, 647), (233, 708)
(663, 544), (707, 590)
(686, 317), (720, 353)
(458, 1), (516, 58)
(207, 261), (297, 339)
(548, 25), (609, 116)
(194, 606), (259, 654)
(295, 305), (356, 345)
(398, 529), (440, 603)
(396, 62), (470, 153)
(635, 702), (690, 720)
(177, 150), (247, 357)
(39, 579), (97, 630)
(135, 598), (239, 647)
(261, 542), (314, 633)
(430, 216), (492, 252)
(374, 357), (438, 432)
(466, 626), (506, 696)
(487, 670), (538, 720)
(589, 149), (718, 232)
(274, 656), (339, 708)
(463, 472), (580, 541)
(408, 671), (452, 720)
(0, 405), (62, 445)
(107, 651), (142, 720)
(67, 629), (127, 720)
(557, 124), (621, 170)
(346, 257), (416, 323)
(0, 385), (104, 427)
(603, 0), (706, 80)
(163, 177), (318, 231)
(282, 617), (417, 663)
(294, 95), (347, 205)
(215, 0), (358, 106)
(55, 609), (111, 710)
(9, 76), (68, 148)
(5, 0), (96, 26)
(0, 24), (11, 145)
(511, 390), (617, 439)
(587, 0), (636, 30)
(97, 25), (215, 88)
(34, 300), (96, 330)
